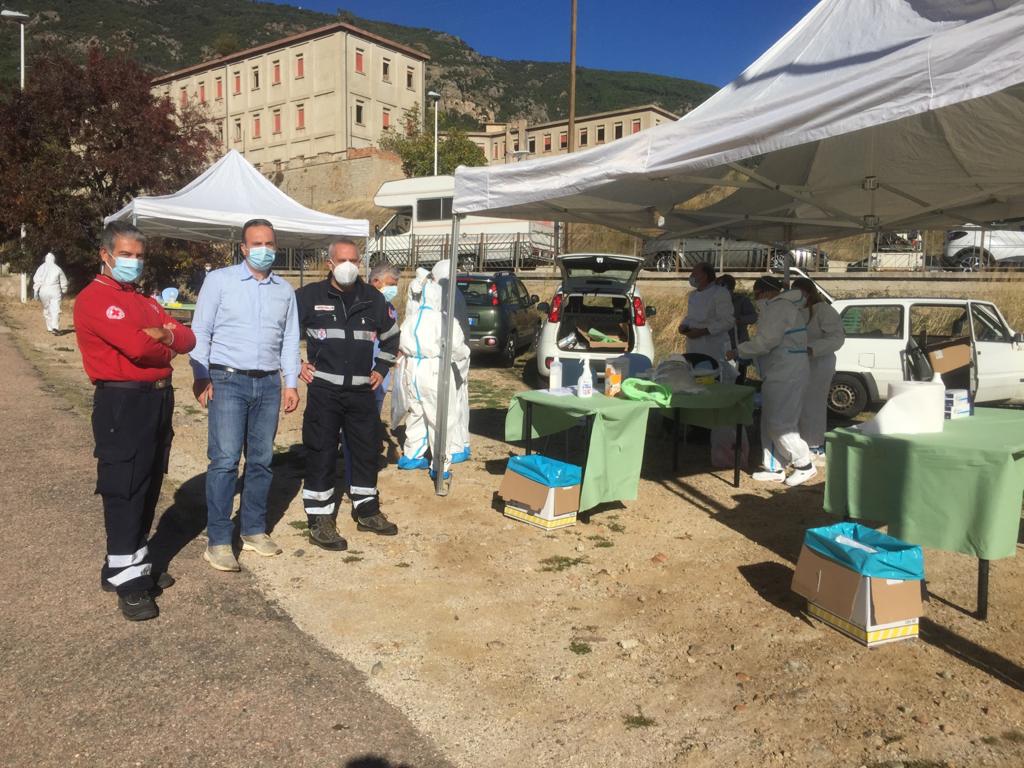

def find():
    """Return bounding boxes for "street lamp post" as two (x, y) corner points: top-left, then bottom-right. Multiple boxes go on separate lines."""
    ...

(427, 90), (440, 176)
(3, 9), (29, 298)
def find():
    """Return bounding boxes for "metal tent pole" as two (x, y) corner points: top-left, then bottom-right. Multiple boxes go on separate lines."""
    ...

(432, 214), (463, 495)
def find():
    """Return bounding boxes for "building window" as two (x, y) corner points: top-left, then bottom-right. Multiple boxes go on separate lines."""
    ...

(355, 48), (365, 74)
(272, 109), (281, 135)
(513, 139), (520, 152)
(614, 121), (623, 139)
(251, 66), (260, 90)
(382, 58), (391, 82)
(215, 77), (223, 100)
(198, 82), (206, 104)
(528, 137), (536, 153)
(579, 127), (588, 146)
(382, 107), (391, 129)
(355, 102), (365, 125)
(233, 119), (242, 142)
(233, 71), (241, 95)
(631, 118), (641, 134)
(272, 60), (281, 85)
(596, 125), (605, 143)
(543, 134), (551, 152)
(216, 123), (224, 143)
(252, 114), (261, 139)
(179, 87), (187, 108)
(296, 104), (305, 130)
(492, 143), (498, 160)
(295, 53), (305, 79)
(406, 67), (414, 89)
(559, 131), (568, 150)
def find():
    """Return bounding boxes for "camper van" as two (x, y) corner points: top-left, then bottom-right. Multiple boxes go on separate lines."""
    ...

(371, 175), (555, 270)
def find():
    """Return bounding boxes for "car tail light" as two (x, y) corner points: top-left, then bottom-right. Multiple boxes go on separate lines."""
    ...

(544, 357), (554, 369)
(632, 296), (646, 326)
(548, 293), (563, 322)
(488, 282), (499, 306)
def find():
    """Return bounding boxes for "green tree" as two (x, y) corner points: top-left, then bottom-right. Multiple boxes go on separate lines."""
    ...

(379, 103), (486, 177)
(0, 48), (217, 289)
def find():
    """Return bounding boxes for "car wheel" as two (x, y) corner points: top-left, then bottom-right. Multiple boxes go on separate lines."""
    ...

(500, 333), (518, 367)
(828, 373), (869, 418)
(956, 248), (991, 272)
(655, 253), (674, 272)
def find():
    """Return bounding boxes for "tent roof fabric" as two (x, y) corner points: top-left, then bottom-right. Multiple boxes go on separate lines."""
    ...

(454, 0), (1024, 243)
(106, 150), (369, 247)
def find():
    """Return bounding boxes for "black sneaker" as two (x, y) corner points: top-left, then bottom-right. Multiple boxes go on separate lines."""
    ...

(356, 512), (398, 536)
(118, 591), (159, 621)
(102, 571), (174, 594)
(308, 516), (348, 551)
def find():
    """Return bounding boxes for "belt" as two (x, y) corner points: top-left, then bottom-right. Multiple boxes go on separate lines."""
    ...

(209, 363), (279, 378)
(95, 378), (172, 390)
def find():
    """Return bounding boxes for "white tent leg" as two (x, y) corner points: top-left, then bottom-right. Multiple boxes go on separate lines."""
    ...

(433, 214), (462, 495)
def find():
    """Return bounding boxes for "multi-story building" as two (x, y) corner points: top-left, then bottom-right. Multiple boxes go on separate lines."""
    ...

(152, 22), (428, 170)
(457, 105), (678, 165)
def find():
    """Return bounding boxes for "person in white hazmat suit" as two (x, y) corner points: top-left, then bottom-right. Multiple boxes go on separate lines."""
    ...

(792, 277), (845, 457)
(396, 282), (469, 476)
(33, 252), (69, 334)
(678, 261), (735, 382)
(727, 276), (816, 487)
(431, 259), (472, 463)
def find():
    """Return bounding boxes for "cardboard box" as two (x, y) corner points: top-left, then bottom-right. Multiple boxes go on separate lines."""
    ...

(791, 545), (922, 647)
(499, 466), (580, 530)
(927, 339), (971, 374)
(576, 324), (629, 351)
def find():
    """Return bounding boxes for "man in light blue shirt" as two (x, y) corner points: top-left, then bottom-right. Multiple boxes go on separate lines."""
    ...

(190, 218), (301, 572)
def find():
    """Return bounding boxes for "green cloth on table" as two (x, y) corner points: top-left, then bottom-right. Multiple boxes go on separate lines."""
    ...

(824, 407), (1024, 560)
(506, 391), (654, 511)
(621, 378), (672, 406)
(667, 383), (756, 429)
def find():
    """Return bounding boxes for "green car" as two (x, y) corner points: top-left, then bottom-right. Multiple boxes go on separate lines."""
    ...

(456, 271), (543, 366)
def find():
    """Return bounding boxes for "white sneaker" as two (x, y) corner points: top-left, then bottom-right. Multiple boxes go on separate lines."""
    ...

(752, 469), (786, 482)
(785, 465), (818, 487)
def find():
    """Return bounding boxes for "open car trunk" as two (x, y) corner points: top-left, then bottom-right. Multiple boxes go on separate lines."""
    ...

(556, 294), (634, 352)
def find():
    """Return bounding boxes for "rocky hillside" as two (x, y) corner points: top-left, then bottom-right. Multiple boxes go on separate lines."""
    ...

(0, 0), (717, 125)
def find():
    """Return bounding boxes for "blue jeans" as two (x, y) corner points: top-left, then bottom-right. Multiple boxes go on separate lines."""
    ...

(205, 369), (281, 546)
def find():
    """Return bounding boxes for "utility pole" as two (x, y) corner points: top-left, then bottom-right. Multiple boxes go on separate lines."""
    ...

(564, 0), (578, 254)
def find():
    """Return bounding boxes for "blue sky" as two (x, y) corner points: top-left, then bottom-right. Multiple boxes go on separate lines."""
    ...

(274, 1), (819, 87)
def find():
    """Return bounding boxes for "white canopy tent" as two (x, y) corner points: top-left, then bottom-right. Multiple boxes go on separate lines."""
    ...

(453, 0), (1024, 244)
(106, 149), (368, 247)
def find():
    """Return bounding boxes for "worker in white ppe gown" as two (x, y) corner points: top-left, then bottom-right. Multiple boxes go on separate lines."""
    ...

(396, 282), (469, 475)
(32, 252), (69, 334)
(406, 267), (430, 315)
(679, 261), (735, 382)
(793, 277), (845, 455)
(431, 259), (472, 463)
(728, 276), (816, 488)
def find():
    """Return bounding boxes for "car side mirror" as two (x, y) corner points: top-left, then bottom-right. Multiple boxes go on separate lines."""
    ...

(646, 305), (657, 317)
(531, 294), (540, 304)
(537, 302), (550, 314)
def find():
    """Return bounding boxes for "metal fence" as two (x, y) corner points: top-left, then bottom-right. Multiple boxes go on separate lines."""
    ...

(367, 231), (558, 272)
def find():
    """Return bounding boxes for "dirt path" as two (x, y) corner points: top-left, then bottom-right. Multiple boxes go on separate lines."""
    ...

(0, 314), (452, 768)
(2, 292), (1024, 768)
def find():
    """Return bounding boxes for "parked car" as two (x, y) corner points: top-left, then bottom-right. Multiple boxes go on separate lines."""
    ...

(455, 271), (543, 366)
(535, 254), (656, 379)
(942, 227), (1024, 271)
(641, 236), (827, 272)
(828, 296), (1024, 417)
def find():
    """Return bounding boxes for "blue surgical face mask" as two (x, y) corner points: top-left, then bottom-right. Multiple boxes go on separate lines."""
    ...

(380, 285), (399, 303)
(110, 257), (144, 284)
(247, 246), (276, 270)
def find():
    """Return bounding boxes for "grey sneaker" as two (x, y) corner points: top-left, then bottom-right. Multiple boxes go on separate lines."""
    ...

(308, 516), (348, 551)
(241, 533), (283, 557)
(204, 544), (241, 572)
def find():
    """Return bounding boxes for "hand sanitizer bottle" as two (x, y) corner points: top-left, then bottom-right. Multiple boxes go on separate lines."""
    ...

(578, 358), (594, 398)
(549, 354), (563, 390)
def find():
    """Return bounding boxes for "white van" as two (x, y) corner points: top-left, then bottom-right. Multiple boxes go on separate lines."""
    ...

(371, 175), (555, 270)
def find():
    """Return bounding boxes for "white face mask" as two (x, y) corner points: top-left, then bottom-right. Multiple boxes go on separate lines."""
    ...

(332, 260), (359, 286)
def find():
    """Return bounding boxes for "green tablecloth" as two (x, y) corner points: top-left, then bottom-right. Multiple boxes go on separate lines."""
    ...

(824, 407), (1024, 560)
(505, 391), (653, 511)
(669, 383), (756, 428)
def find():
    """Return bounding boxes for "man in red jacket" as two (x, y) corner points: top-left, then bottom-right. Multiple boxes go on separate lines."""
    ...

(75, 221), (196, 621)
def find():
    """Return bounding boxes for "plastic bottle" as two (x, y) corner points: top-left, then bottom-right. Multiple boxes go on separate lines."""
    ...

(604, 361), (622, 396)
(578, 358), (594, 398)
(549, 355), (563, 390)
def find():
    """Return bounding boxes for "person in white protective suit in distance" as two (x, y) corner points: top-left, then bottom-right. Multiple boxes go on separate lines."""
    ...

(406, 266), (430, 315)
(727, 275), (816, 487)
(679, 261), (735, 382)
(431, 259), (472, 463)
(396, 281), (469, 476)
(33, 251), (69, 334)
(792, 277), (845, 459)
